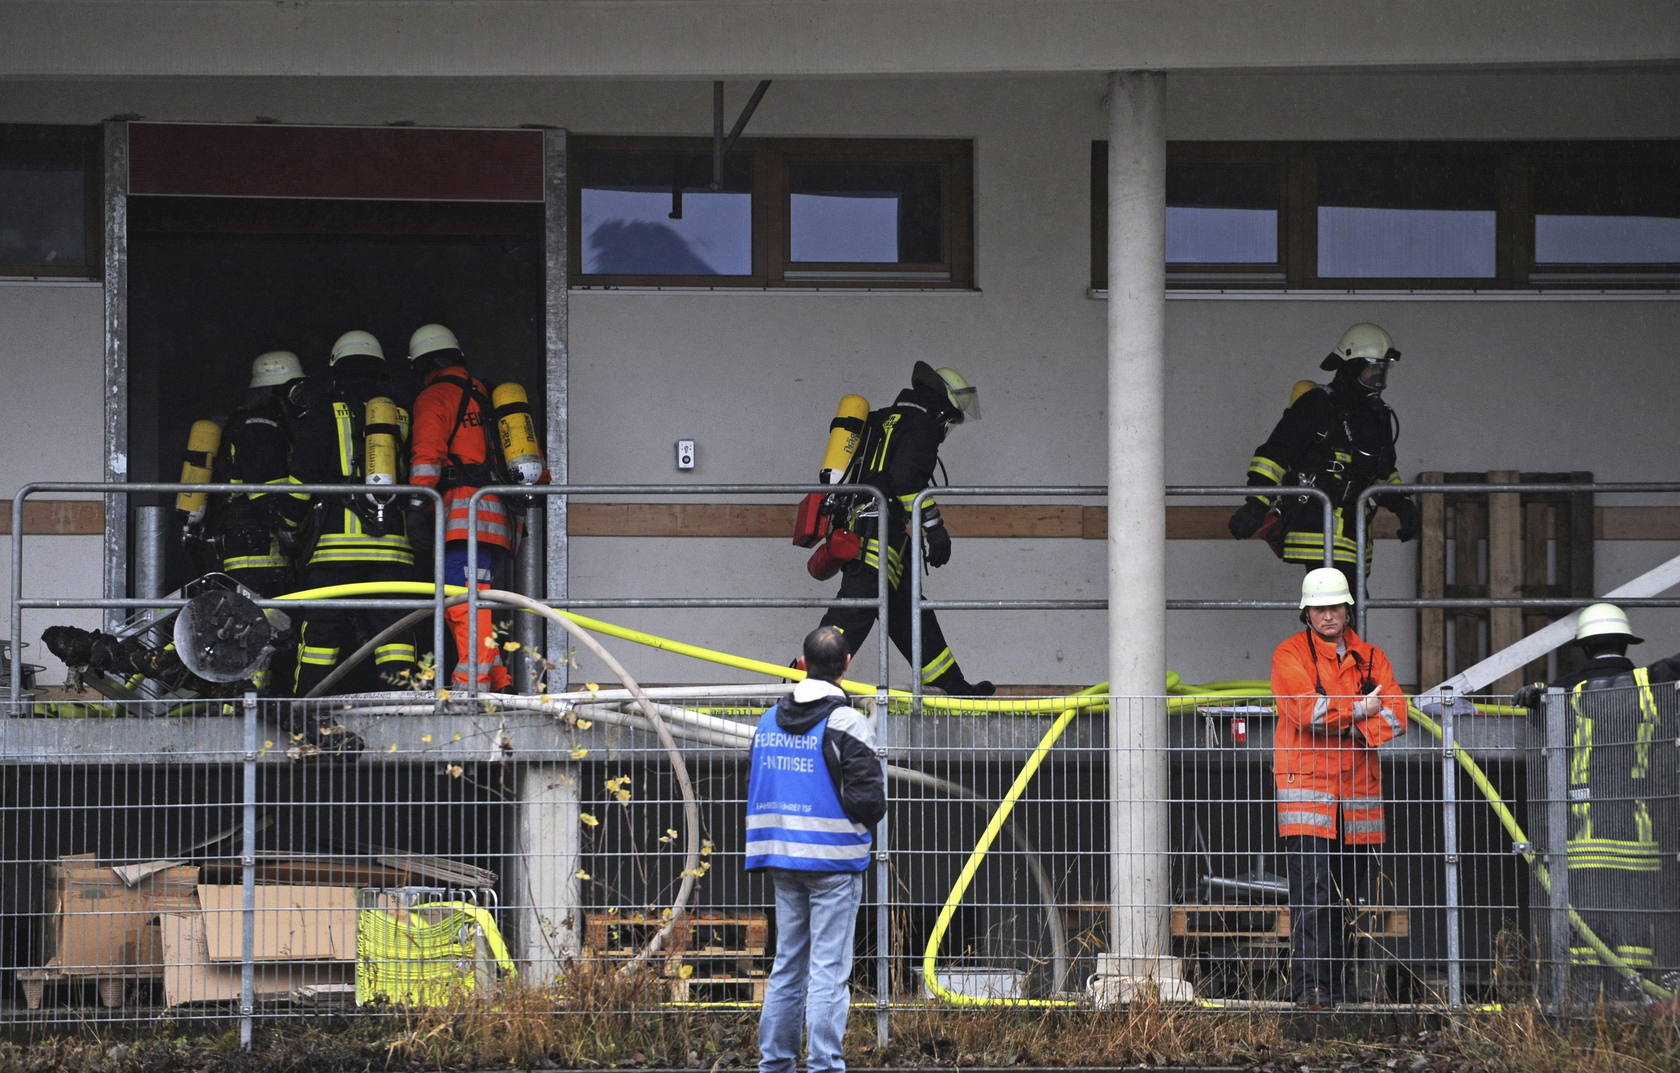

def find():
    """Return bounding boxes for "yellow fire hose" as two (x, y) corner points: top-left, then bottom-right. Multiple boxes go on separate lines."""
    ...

(273, 584), (1670, 1005)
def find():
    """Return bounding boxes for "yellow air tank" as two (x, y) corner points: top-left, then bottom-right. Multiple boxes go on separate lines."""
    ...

(364, 396), (401, 485)
(1289, 380), (1319, 407)
(175, 419), (222, 525)
(819, 394), (870, 484)
(492, 382), (545, 485)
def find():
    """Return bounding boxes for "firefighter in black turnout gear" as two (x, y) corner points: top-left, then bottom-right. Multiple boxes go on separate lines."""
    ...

(202, 350), (311, 694)
(286, 330), (419, 696)
(1228, 323), (1420, 600)
(210, 351), (310, 600)
(1514, 604), (1680, 1002)
(818, 362), (993, 696)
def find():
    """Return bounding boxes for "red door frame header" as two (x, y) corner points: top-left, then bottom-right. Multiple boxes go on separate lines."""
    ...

(128, 123), (545, 202)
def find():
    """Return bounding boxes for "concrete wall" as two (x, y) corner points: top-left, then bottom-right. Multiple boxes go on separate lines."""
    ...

(2, 70), (1678, 689)
(0, 283), (106, 682)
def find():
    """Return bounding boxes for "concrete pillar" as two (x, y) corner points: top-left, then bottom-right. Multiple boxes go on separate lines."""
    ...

(505, 762), (581, 985)
(1096, 69), (1188, 1004)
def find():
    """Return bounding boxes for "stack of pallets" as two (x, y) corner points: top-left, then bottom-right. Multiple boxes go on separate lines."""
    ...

(583, 910), (770, 1002)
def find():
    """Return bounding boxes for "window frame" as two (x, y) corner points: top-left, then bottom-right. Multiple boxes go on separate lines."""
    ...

(570, 135), (974, 289)
(0, 123), (102, 279)
(1090, 139), (1680, 291)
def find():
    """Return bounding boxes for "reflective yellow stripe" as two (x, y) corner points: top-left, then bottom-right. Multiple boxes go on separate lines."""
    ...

(867, 414), (899, 473)
(1633, 667), (1657, 778)
(225, 553), (288, 571)
(311, 548), (415, 566)
(921, 647), (956, 683)
(860, 538), (905, 588)
(374, 643), (416, 665)
(1247, 455), (1286, 484)
(298, 645), (338, 666)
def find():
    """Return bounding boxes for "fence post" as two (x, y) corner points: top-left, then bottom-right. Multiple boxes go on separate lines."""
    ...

(1440, 685), (1463, 1009)
(1542, 686), (1572, 1013)
(240, 691), (259, 1050)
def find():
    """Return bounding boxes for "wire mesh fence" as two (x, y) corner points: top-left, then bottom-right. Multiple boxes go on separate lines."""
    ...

(3, 685), (1674, 1031)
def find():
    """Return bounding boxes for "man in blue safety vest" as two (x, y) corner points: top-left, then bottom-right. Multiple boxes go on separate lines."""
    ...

(1516, 603), (1680, 1004)
(746, 626), (886, 1073)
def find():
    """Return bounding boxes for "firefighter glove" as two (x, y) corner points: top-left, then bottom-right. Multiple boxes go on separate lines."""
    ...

(1512, 682), (1544, 709)
(1227, 498), (1270, 540)
(1390, 498), (1421, 543)
(924, 524), (952, 568)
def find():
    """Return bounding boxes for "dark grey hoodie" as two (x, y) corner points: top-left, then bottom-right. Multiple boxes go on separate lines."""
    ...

(775, 678), (886, 829)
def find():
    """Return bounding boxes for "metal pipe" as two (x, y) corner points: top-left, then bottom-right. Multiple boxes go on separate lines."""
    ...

(515, 503), (543, 692)
(103, 120), (129, 634)
(1542, 686), (1572, 1013)
(542, 126), (569, 690)
(725, 81), (772, 157)
(1441, 685), (1463, 1008)
(712, 81), (724, 189)
(133, 505), (167, 601)
(239, 691), (258, 1050)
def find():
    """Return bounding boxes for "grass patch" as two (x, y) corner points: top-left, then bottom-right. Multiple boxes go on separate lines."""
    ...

(2, 975), (1677, 1072)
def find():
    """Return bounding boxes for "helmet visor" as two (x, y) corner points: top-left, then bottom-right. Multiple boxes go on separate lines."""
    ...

(950, 384), (980, 420)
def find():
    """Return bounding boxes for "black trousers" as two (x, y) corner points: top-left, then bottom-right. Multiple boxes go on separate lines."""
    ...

(1285, 834), (1371, 1002)
(1567, 865), (1660, 1002)
(818, 553), (970, 691)
(292, 562), (419, 696)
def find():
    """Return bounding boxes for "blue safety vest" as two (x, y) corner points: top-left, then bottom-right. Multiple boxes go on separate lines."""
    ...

(744, 704), (872, 873)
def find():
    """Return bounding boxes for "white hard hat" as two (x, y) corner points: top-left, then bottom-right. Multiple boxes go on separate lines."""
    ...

(1332, 323), (1400, 364)
(408, 323), (460, 362)
(1299, 567), (1353, 609)
(330, 329), (384, 366)
(248, 350), (302, 389)
(1573, 602), (1643, 646)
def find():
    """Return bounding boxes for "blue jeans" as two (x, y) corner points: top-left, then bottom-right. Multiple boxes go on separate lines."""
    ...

(758, 868), (863, 1073)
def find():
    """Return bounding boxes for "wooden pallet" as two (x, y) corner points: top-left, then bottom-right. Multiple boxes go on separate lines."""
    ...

(583, 911), (769, 976)
(1170, 904), (1409, 942)
(1417, 470), (1593, 693)
(667, 975), (768, 1003)
(16, 968), (148, 1010)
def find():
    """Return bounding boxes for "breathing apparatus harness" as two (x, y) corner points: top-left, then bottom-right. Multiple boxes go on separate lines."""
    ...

(1266, 376), (1402, 552)
(428, 373), (508, 491)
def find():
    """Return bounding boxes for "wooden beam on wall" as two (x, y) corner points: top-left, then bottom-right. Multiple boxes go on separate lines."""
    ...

(13, 499), (1680, 540)
(0, 501), (106, 536)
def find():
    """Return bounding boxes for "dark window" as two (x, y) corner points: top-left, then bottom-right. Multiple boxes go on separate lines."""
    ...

(576, 148), (753, 278)
(571, 136), (972, 288)
(1166, 160), (1282, 265)
(787, 161), (945, 266)
(1532, 143), (1680, 268)
(1315, 149), (1497, 279)
(0, 124), (100, 277)
(1091, 140), (1679, 289)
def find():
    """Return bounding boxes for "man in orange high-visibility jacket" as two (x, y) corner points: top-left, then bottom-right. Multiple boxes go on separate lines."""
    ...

(1270, 567), (1407, 1008)
(407, 323), (520, 691)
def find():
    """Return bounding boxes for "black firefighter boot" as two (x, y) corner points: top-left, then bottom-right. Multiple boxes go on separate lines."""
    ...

(927, 665), (995, 697)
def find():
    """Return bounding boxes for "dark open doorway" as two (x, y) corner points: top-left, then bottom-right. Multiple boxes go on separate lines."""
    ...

(128, 197), (545, 592)
(117, 122), (550, 597)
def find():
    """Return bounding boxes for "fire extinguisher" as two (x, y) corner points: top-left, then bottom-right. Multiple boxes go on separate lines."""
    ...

(806, 528), (861, 580)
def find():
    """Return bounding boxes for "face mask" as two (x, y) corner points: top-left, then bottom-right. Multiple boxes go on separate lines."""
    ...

(1356, 360), (1392, 394)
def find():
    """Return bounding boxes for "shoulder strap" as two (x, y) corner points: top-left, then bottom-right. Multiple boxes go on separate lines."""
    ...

(432, 374), (495, 468)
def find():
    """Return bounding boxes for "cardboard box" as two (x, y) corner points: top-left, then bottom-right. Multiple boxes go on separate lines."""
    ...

(43, 854), (199, 976)
(159, 913), (353, 1007)
(196, 884), (358, 962)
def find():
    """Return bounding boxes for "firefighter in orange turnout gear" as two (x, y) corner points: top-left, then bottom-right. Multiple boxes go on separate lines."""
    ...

(407, 324), (521, 690)
(1270, 567), (1407, 1007)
